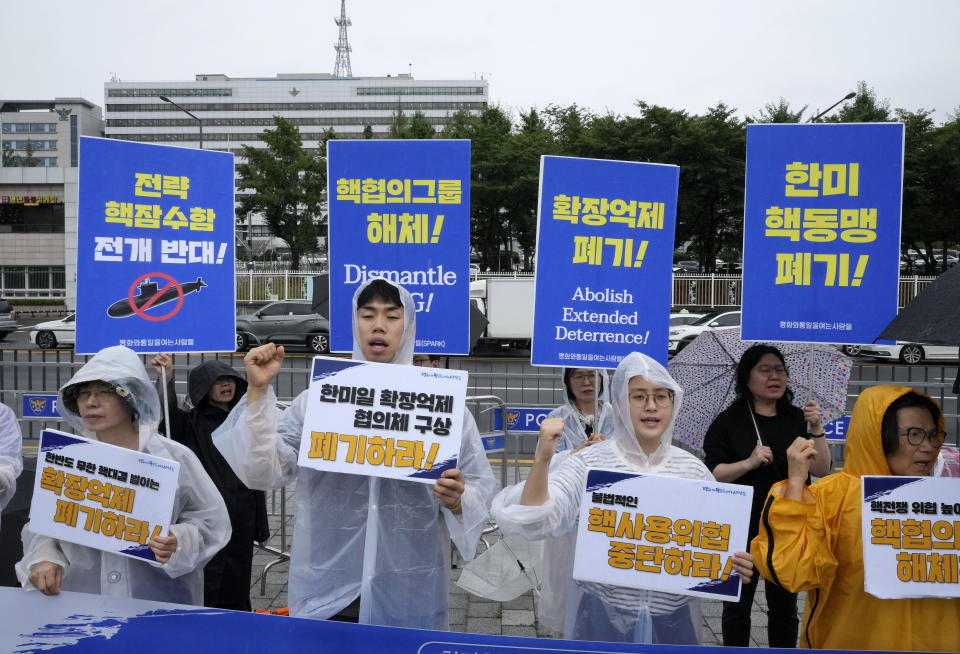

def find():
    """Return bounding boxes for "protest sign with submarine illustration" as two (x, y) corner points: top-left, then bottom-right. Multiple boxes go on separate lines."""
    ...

(76, 137), (235, 353)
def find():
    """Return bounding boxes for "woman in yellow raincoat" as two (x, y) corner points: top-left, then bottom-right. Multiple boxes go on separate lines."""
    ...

(752, 385), (960, 651)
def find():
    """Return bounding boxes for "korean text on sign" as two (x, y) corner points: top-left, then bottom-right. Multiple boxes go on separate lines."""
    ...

(29, 429), (180, 563)
(741, 123), (903, 344)
(297, 357), (467, 484)
(573, 470), (752, 601)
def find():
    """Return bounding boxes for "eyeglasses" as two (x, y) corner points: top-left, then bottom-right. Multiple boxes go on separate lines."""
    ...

(570, 373), (593, 383)
(900, 427), (947, 447)
(629, 390), (675, 408)
(754, 365), (788, 377)
(75, 384), (117, 402)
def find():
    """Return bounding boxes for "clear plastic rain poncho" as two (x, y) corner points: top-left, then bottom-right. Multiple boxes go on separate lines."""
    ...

(492, 352), (712, 643)
(548, 369), (615, 453)
(15, 346), (230, 605)
(0, 403), (24, 534)
(213, 279), (496, 628)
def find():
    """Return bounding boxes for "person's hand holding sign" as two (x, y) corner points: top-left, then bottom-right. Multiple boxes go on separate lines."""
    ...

(434, 469), (466, 513)
(149, 530), (179, 564)
(28, 561), (63, 595)
(244, 343), (285, 403)
(520, 417), (565, 507)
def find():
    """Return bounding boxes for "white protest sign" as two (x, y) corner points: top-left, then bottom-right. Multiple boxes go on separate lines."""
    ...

(30, 429), (180, 564)
(298, 356), (467, 484)
(862, 475), (960, 598)
(573, 469), (752, 601)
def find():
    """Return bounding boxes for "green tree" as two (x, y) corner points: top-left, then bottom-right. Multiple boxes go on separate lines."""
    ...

(236, 116), (326, 271)
(830, 81), (891, 123)
(362, 124), (374, 139)
(749, 97), (807, 123)
(1, 142), (18, 167)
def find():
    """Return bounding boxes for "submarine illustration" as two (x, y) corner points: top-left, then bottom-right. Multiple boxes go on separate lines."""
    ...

(107, 277), (208, 318)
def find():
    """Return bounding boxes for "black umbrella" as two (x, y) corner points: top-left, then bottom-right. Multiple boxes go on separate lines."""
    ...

(877, 265), (960, 393)
(310, 274), (329, 318)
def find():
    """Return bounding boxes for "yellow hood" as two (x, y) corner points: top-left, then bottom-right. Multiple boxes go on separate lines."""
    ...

(843, 385), (945, 476)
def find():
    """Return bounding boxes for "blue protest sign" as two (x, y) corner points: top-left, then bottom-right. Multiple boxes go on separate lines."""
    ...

(21, 393), (61, 419)
(823, 416), (850, 441)
(493, 406), (553, 433)
(327, 140), (470, 355)
(741, 124), (903, 344)
(75, 137), (235, 353)
(531, 156), (678, 367)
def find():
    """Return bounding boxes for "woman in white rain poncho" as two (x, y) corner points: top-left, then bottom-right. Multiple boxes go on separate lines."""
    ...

(548, 368), (614, 454)
(492, 352), (755, 643)
(530, 367), (614, 635)
(16, 346), (230, 604)
(213, 279), (495, 628)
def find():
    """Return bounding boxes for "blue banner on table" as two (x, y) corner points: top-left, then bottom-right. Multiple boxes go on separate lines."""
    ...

(327, 140), (470, 355)
(75, 137), (235, 354)
(494, 406), (553, 432)
(531, 156), (678, 368)
(741, 124), (903, 344)
(2, 588), (911, 654)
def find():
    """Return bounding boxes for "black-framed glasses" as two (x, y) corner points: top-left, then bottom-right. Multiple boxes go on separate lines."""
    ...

(900, 427), (947, 447)
(629, 390), (675, 408)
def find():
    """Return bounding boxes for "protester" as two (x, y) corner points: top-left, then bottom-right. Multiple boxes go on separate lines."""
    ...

(212, 279), (495, 628)
(548, 368), (614, 454)
(702, 344), (829, 647)
(492, 352), (754, 643)
(0, 403), (24, 532)
(151, 353), (269, 611)
(752, 386), (960, 650)
(528, 367), (614, 635)
(413, 353), (441, 368)
(16, 345), (230, 604)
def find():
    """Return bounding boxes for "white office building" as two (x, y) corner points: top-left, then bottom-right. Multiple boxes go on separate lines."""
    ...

(103, 73), (488, 252)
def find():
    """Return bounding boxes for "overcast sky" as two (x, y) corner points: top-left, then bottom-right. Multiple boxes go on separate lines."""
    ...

(3, 0), (958, 123)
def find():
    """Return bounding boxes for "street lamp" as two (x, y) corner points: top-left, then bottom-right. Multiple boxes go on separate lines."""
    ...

(810, 91), (857, 123)
(158, 95), (203, 149)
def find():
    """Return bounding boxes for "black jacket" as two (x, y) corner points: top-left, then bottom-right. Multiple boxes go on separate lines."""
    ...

(160, 360), (269, 544)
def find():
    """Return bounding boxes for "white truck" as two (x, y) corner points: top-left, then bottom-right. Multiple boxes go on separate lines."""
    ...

(470, 277), (535, 351)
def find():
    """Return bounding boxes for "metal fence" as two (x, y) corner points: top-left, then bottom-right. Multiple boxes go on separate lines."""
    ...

(4, 350), (957, 449)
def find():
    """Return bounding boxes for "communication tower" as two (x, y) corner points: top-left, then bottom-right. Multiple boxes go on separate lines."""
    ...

(333, 0), (353, 78)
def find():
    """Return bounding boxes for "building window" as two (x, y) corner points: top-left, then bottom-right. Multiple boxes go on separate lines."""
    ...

(107, 88), (233, 97)
(357, 86), (485, 96)
(105, 101), (488, 113)
(1, 139), (58, 151)
(1, 123), (58, 134)
(0, 203), (66, 233)
(70, 114), (78, 167)
(0, 265), (65, 297)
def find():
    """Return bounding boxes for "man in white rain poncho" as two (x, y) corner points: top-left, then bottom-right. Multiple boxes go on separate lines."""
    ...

(16, 346), (230, 604)
(213, 278), (495, 628)
(492, 352), (755, 643)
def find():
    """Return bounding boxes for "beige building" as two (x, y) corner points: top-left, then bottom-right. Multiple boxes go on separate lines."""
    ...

(0, 99), (103, 308)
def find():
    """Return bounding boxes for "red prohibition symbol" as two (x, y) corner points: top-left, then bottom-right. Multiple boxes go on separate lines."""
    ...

(127, 272), (184, 322)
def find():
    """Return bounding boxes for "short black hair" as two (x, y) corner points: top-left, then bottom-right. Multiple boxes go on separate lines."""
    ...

(880, 391), (943, 456)
(734, 344), (794, 414)
(356, 279), (402, 310)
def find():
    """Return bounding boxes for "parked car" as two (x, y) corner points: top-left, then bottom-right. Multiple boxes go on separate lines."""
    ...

(673, 261), (700, 273)
(30, 313), (76, 349)
(236, 300), (330, 353)
(0, 298), (18, 341)
(669, 312), (705, 327)
(668, 310), (742, 354)
(860, 341), (960, 365)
